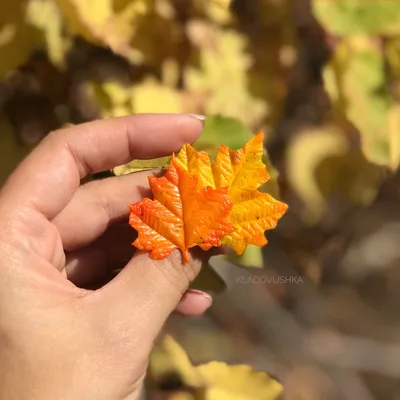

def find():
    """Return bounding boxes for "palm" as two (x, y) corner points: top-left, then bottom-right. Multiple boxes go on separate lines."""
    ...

(0, 114), (207, 308)
(0, 114), (210, 399)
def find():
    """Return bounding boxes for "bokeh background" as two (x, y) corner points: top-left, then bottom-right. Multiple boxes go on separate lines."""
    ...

(2, 1), (400, 399)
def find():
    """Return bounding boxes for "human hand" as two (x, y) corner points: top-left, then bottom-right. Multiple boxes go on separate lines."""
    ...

(0, 114), (210, 400)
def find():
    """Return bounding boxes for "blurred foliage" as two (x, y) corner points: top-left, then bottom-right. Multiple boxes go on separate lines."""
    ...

(2, 0), (400, 398)
(313, 0), (400, 36)
(0, 118), (32, 183)
(148, 335), (282, 399)
(313, 0), (400, 169)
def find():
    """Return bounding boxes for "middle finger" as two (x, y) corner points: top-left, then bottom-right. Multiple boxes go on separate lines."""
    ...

(53, 170), (160, 250)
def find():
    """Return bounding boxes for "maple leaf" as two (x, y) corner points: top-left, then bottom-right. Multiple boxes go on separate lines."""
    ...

(220, 190), (287, 254)
(176, 132), (288, 255)
(128, 157), (234, 262)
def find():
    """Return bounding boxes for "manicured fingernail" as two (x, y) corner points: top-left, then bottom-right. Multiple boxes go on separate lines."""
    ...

(188, 114), (206, 122)
(186, 289), (212, 306)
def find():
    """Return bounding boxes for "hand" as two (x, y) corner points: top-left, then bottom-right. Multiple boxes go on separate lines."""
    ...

(0, 114), (211, 400)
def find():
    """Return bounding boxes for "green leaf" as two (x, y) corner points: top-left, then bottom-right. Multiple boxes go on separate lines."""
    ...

(227, 245), (263, 269)
(313, 0), (400, 36)
(193, 115), (254, 157)
(324, 37), (391, 166)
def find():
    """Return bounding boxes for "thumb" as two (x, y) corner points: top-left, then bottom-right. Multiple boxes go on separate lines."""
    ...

(93, 249), (203, 354)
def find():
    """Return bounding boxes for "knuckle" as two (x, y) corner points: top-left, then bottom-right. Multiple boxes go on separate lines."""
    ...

(45, 128), (64, 144)
(155, 250), (202, 294)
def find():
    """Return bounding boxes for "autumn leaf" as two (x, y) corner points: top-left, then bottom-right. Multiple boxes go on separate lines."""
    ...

(150, 335), (283, 400)
(212, 132), (270, 201)
(118, 117), (283, 269)
(26, 0), (69, 67)
(312, 0), (400, 36)
(323, 37), (391, 167)
(176, 133), (288, 255)
(221, 191), (287, 254)
(175, 144), (216, 189)
(185, 29), (267, 127)
(55, 0), (147, 61)
(129, 157), (234, 262)
(113, 156), (171, 176)
(0, 2), (39, 79)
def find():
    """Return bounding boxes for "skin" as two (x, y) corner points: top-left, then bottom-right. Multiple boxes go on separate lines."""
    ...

(0, 114), (212, 400)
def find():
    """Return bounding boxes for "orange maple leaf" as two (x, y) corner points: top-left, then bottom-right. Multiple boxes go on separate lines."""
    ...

(129, 157), (234, 262)
(176, 132), (288, 254)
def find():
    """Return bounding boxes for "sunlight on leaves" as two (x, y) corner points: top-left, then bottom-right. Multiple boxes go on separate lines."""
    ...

(150, 335), (283, 400)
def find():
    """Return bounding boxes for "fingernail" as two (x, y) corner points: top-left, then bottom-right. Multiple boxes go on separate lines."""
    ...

(186, 289), (212, 306)
(188, 114), (206, 122)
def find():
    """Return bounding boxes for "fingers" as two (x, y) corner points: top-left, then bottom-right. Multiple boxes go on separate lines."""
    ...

(54, 170), (160, 250)
(63, 223), (135, 285)
(91, 250), (203, 354)
(0, 114), (204, 219)
(64, 248), (113, 285)
(175, 289), (212, 316)
(66, 245), (211, 316)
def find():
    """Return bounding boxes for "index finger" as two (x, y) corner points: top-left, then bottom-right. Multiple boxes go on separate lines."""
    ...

(0, 114), (204, 219)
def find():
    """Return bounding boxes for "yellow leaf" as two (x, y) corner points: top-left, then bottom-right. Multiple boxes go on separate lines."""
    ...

(195, 0), (232, 24)
(55, 0), (112, 40)
(26, 0), (69, 66)
(221, 191), (287, 255)
(388, 103), (400, 170)
(286, 125), (349, 224)
(212, 133), (286, 254)
(161, 335), (203, 388)
(177, 133), (268, 196)
(195, 115), (282, 198)
(197, 362), (282, 400)
(212, 133), (269, 203)
(55, 0), (148, 61)
(0, 2), (39, 79)
(131, 77), (183, 114)
(113, 156), (171, 176)
(185, 30), (267, 127)
(286, 123), (386, 224)
(151, 335), (283, 400)
(85, 80), (133, 118)
(169, 393), (194, 400)
(175, 144), (215, 189)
